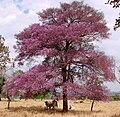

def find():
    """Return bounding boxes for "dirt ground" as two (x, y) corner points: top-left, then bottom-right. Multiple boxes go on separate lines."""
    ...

(0, 99), (120, 117)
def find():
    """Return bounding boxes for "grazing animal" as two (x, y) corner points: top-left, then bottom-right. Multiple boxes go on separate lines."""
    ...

(52, 99), (58, 109)
(45, 100), (58, 109)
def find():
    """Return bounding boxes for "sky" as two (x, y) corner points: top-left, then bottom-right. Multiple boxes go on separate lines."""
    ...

(0, 0), (120, 92)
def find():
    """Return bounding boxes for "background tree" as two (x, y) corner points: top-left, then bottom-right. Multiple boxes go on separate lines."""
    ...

(32, 91), (51, 100)
(13, 69), (24, 99)
(13, 70), (24, 76)
(115, 66), (120, 84)
(85, 78), (110, 111)
(4, 1), (116, 112)
(105, 0), (120, 30)
(0, 35), (10, 101)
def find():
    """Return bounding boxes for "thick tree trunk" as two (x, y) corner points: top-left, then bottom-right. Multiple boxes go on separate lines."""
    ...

(63, 89), (68, 112)
(91, 100), (95, 111)
(62, 67), (68, 112)
(62, 41), (70, 112)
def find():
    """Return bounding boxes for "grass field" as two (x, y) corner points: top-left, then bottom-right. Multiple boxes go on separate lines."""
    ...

(0, 99), (120, 117)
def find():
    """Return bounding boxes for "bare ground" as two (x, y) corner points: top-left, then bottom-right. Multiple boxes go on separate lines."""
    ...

(0, 99), (120, 117)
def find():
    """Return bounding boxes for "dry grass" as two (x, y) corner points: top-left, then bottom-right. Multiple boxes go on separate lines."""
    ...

(0, 99), (120, 117)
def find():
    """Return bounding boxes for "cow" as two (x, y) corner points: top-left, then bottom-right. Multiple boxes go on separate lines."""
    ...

(45, 99), (58, 109)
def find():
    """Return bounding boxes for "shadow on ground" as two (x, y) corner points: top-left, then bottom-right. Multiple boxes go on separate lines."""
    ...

(7, 106), (103, 115)
(111, 114), (120, 117)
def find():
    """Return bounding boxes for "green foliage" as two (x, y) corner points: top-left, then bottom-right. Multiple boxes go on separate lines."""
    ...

(109, 94), (120, 101)
(79, 96), (86, 100)
(13, 70), (24, 76)
(0, 35), (10, 85)
(0, 78), (3, 84)
(32, 92), (51, 100)
(0, 35), (10, 100)
(0, 35), (10, 69)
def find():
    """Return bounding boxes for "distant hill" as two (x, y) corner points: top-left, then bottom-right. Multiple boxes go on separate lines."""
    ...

(110, 91), (120, 94)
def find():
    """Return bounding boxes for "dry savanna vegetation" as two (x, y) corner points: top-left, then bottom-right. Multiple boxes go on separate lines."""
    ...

(0, 99), (120, 117)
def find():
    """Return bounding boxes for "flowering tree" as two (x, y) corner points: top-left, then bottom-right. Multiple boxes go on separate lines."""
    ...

(4, 1), (116, 112)
(85, 77), (110, 111)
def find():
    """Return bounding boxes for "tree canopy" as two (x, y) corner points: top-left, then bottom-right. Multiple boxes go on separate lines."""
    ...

(0, 35), (10, 100)
(3, 1), (116, 112)
(0, 35), (10, 69)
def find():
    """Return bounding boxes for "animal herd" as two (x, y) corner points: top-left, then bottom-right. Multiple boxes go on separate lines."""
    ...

(44, 99), (58, 109)
(44, 100), (83, 110)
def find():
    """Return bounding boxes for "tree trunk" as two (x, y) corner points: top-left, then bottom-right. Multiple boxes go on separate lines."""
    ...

(63, 89), (68, 112)
(91, 100), (95, 111)
(61, 41), (70, 112)
(0, 93), (2, 101)
(0, 90), (2, 101)
(8, 100), (11, 109)
(7, 94), (11, 109)
(62, 66), (68, 112)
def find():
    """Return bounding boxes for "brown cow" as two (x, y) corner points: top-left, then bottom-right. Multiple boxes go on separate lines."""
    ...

(45, 100), (58, 109)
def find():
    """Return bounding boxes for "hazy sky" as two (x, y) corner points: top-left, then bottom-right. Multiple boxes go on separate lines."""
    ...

(0, 0), (120, 91)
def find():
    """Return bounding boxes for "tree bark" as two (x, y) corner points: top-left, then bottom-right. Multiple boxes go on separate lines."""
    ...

(62, 67), (68, 112)
(8, 100), (10, 109)
(7, 94), (11, 110)
(91, 100), (95, 111)
(63, 88), (68, 112)
(62, 41), (70, 112)
(0, 89), (2, 101)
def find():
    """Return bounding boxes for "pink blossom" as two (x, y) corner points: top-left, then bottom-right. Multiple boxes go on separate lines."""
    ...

(4, 1), (116, 105)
